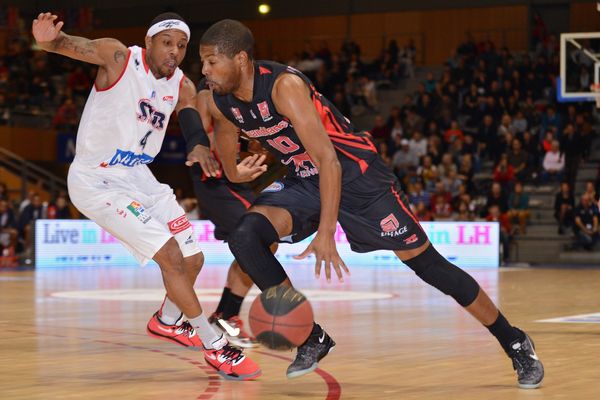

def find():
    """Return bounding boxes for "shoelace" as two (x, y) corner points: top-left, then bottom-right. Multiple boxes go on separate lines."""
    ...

(511, 346), (535, 374)
(221, 345), (245, 363)
(179, 321), (195, 335)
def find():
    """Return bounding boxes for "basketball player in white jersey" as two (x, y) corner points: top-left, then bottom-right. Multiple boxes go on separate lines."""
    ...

(32, 12), (264, 380)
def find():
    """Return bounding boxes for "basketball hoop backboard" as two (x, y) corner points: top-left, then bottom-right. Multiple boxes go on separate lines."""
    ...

(559, 32), (600, 105)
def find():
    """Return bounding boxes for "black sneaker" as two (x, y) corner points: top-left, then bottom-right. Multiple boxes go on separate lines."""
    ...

(286, 324), (335, 379)
(508, 331), (544, 389)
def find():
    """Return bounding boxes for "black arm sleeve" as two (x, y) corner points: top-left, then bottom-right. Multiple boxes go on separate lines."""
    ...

(179, 107), (210, 153)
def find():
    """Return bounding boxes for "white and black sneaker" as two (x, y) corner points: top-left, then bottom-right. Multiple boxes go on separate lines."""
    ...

(508, 331), (544, 389)
(286, 324), (335, 379)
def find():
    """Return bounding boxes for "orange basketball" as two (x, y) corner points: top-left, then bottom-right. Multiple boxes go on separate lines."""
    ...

(248, 285), (314, 350)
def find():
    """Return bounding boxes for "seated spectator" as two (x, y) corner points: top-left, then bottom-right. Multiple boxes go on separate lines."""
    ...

(443, 120), (464, 145)
(507, 181), (530, 234)
(359, 75), (378, 110)
(430, 182), (453, 220)
(0, 199), (17, 256)
(554, 181), (574, 234)
(541, 140), (564, 182)
(409, 180), (430, 207)
(408, 131), (427, 159)
(417, 155), (438, 190)
(392, 139), (419, 177)
(541, 131), (555, 154)
(486, 204), (512, 263)
(486, 182), (509, 214)
(584, 180), (599, 205)
(453, 200), (474, 221)
(18, 193), (45, 256)
(437, 153), (457, 177)
(370, 114), (391, 142)
(52, 97), (79, 132)
(47, 195), (72, 219)
(457, 154), (475, 191)
(493, 153), (515, 189)
(415, 201), (433, 221)
(507, 138), (529, 182)
(572, 194), (599, 251)
(442, 169), (463, 197)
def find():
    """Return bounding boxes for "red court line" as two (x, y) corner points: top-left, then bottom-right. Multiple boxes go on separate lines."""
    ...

(5, 328), (221, 400)
(18, 324), (342, 400)
(255, 350), (342, 400)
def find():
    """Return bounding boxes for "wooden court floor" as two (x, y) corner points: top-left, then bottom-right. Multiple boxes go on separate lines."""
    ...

(1, 264), (599, 400)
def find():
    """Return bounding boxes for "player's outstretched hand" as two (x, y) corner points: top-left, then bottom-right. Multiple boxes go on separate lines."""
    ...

(294, 232), (350, 283)
(236, 154), (267, 182)
(185, 145), (221, 177)
(32, 13), (64, 43)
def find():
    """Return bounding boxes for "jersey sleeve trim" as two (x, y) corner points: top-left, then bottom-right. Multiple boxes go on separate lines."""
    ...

(94, 49), (131, 92)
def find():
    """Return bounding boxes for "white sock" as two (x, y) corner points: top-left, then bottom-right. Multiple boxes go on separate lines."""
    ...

(189, 314), (226, 349)
(159, 296), (182, 325)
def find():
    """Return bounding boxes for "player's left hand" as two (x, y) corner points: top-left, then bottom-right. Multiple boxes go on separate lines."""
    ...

(236, 154), (267, 182)
(294, 232), (350, 283)
(185, 145), (221, 177)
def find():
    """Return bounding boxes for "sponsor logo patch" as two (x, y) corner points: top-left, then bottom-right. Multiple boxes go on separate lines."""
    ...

(126, 201), (151, 224)
(231, 107), (244, 123)
(404, 233), (418, 245)
(168, 215), (191, 235)
(257, 101), (273, 121)
(261, 181), (284, 193)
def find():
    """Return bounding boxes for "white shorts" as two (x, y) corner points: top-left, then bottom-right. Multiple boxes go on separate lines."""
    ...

(67, 162), (201, 266)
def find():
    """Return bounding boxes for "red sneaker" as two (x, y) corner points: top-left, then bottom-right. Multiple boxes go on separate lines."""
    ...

(146, 312), (203, 350)
(204, 337), (262, 381)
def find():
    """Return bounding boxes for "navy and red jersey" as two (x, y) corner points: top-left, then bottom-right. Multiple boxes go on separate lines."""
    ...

(212, 61), (378, 183)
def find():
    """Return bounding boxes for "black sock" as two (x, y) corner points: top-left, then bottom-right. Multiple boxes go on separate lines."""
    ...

(215, 287), (231, 315)
(222, 292), (245, 320)
(486, 312), (525, 353)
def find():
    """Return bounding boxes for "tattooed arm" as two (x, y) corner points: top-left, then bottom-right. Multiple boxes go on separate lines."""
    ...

(32, 12), (128, 90)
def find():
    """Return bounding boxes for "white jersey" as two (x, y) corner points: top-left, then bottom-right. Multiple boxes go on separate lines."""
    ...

(73, 45), (184, 169)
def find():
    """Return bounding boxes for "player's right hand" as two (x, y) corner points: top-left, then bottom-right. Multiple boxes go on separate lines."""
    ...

(236, 154), (267, 182)
(32, 13), (64, 43)
(185, 144), (221, 178)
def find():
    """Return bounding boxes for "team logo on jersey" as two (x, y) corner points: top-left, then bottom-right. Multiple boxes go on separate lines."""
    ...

(380, 213), (407, 237)
(138, 99), (166, 129)
(168, 215), (192, 235)
(162, 95), (174, 105)
(126, 201), (152, 224)
(261, 181), (284, 193)
(231, 107), (244, 123)
(150, 90), (156, 100)
(282, 152), (318, 178)
(404, 233), (418, 244)
(101, 149), (155, 167)
(257, 101), (273, 121)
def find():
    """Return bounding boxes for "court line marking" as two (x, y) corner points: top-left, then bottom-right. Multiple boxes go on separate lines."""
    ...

(4, 328), (222, 400)
(536, 312), (600, 324)
(26, 324), (341, 400)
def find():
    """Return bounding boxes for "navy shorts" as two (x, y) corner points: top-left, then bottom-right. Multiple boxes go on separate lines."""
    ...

(190, 166), (255, 241)
(253, 158), (428, 252)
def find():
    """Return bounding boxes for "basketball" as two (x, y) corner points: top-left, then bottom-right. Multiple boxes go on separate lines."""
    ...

(249, 285), (314, 350)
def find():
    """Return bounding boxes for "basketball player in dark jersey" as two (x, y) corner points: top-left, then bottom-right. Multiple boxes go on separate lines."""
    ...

(185, 80), (277, 347)
(197, 20), (544, 388)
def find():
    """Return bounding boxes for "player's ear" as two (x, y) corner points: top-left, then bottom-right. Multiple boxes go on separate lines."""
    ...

(236, 51), (249, 68)
(144, 35), (152, 51)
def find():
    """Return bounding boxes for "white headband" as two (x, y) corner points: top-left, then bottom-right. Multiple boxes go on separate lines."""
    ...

(147, 19), (190, 42)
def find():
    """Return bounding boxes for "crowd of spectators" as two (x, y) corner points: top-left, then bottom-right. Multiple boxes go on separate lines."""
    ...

(0, 183), (73, 264)
(366, 33), (597, 260)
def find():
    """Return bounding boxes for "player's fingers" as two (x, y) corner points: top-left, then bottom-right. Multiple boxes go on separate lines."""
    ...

(293, 245), (312, 260)
(255, 154), (267, 166)
(339, 258), (350, 276)
(324, 259), (331, 283)
(315, 257), (323, 279)
(332, 263), (344, 282)
(55, 21), (64, 32)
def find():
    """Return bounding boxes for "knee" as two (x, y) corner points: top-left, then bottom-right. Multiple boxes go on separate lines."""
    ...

(156, 239), (185, 274)
(228, 213), (277, 255)
(403, 245), (480, 307)
(184, 251), (204, 276)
